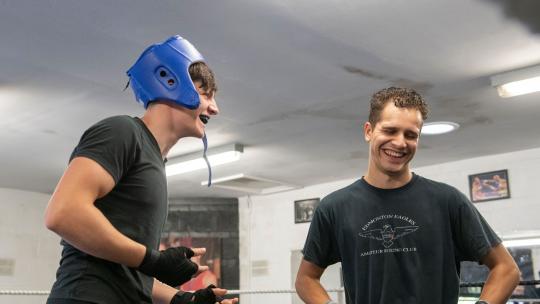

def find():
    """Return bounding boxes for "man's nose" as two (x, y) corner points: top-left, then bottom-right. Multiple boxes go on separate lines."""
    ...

(208, 97), (219, 115)
(392, 133), (407, 148)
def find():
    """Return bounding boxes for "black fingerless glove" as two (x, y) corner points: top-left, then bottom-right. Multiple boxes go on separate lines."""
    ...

(138, 246), (198, 286)
(170, 285), (224, 304)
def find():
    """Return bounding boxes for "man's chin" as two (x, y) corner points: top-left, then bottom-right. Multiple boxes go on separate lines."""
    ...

(182, 128), (204, 139)
(192, 122), (205, 138)
(382, 163), (409, 175)
(194, 128), (205, 139)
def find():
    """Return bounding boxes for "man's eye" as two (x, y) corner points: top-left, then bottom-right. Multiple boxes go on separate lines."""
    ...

(406, 133), (418, 139)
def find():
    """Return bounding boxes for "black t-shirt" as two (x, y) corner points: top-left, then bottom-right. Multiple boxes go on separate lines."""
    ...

(48, 116), (168, 303)
(302, 174), (501, 304)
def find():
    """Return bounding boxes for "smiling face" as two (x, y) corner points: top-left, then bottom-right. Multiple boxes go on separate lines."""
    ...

(159, 80), (219, 140)
(364, 101), (423, 185)
(191, 81), (219, 138)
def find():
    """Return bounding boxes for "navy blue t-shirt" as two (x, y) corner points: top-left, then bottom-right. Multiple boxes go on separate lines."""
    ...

(48, 116), (168, 303)
(302, 174), (500, 304)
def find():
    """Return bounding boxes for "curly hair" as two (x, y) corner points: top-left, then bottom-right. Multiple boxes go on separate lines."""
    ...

(189, 62), (218, 95)
(368, 87), (428, 126)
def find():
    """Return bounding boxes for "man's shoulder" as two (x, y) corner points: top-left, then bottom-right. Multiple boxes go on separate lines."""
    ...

(84, 115), (141, 137)
(75, 116), (142, 155)
(415, 174), (457, 192)
(320, 179), (363, 207)
(414, 174), (467, 203)
(93, 115), (138, 129)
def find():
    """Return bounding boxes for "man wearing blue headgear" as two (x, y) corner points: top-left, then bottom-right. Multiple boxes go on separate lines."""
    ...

(44, 36), (238, 304)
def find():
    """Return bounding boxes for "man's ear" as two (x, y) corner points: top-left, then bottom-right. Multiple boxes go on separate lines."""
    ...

(364, 122), (372, 142)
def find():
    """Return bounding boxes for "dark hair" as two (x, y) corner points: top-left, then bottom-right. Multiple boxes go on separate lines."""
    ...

(368, 87), (428, 126)
(189, 62), (217, 95)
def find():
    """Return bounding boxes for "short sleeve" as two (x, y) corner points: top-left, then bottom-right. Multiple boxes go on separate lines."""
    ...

(70, 116), (138, 183)
(302, 200), (340, 268)
(451, 190), (501, 262)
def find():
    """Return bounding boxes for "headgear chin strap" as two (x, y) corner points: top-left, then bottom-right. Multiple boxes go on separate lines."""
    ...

(201, 133), (212, 187)
(126, 35), (205, 109)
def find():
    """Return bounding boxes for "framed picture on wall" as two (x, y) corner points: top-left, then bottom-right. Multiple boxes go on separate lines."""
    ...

(468, 169), (510, 203)
(294, 198), (320, 223)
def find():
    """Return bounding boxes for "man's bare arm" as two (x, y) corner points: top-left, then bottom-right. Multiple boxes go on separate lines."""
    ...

(295, 258), (333, 304)
(478, 243), (520, 304)
(44, 157), (146, 267)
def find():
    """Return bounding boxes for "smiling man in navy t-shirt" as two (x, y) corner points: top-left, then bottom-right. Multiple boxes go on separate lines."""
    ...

(295, 87), (519, 304)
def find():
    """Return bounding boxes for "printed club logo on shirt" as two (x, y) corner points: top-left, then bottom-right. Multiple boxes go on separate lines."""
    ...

(358, 214), (419, 257)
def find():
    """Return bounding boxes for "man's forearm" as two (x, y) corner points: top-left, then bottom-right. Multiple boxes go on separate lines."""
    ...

(152, 279), (179, 304)
(47, 202), (146, 267)
(295, 276), (333, 304)
(479, 264), (520, 304)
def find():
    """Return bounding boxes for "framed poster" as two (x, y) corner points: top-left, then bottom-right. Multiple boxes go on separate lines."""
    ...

(468, 169), (510, 203)
(294, 198), (320, 223)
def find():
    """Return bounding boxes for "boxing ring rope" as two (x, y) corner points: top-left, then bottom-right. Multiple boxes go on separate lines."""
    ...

(460, 279), (540, 287)
(2, 280), (540, 297)
(0, 288), (342, 296)
(0, 290), (50, 295)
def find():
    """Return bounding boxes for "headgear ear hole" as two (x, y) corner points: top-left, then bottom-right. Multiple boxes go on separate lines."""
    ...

(154, 66), (178, 90)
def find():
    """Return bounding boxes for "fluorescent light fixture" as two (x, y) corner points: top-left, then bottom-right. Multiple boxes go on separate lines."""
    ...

(503, 237), (540, 248)
(166, 143), (243, 177)
(200, 173), (300, 194)
(421, 121), (459, 135)
(491, 64), (540, 98)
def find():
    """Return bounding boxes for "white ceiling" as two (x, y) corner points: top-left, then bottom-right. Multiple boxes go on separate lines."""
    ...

(1, 0), (539, 199)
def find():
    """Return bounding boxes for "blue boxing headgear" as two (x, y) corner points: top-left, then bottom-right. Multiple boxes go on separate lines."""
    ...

(126, 35), (205, 109)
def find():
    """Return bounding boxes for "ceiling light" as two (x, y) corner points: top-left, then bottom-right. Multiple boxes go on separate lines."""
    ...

(166, 143), (243, 177)
(201, 173), (300, 194)
(490, 64), (540, 98)
(421, 122), (459, 135)
(503, 237), (540, 248)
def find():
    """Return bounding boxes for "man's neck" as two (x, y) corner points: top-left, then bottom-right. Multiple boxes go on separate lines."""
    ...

(364, 168), (413, 189)
(141, 105), (187, 158)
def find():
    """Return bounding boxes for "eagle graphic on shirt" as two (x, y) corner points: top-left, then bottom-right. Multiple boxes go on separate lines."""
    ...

(359, 224), (419, 248)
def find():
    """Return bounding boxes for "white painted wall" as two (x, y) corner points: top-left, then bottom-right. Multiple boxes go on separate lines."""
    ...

(413, 148), (540, 236)
(0, 188), (60, 304)
(238, 147), (540, 304)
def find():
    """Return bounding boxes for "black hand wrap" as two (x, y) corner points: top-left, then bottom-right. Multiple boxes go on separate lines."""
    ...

(138, 246), (198, 286)
(170, 285), (224, 304)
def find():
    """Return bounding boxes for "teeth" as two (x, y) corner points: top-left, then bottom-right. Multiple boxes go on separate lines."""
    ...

(384, 150), (404, 158)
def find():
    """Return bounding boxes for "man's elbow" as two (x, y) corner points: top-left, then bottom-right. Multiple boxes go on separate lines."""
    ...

(295, 272), (319, 294)
(496, 257), (521, 288)
(294, 274), (303, 292)
(508, 262), (521, 287)
(44, 201), (69, 234)
(295, 272), (311, 293)
(45, 209), (61, 232)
